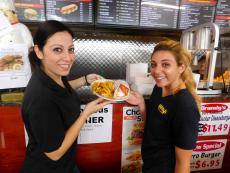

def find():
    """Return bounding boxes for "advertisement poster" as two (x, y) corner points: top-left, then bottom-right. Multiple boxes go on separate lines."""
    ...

(198, 103), (230, 136)
(121, 106), (144, 173)
(0, 44), (31, 89)
(190, 139), (227, 171)
(78, 104), (113, 144)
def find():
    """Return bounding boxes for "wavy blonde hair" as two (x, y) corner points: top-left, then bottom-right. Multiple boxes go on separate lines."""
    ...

(152, 40), (201, 112)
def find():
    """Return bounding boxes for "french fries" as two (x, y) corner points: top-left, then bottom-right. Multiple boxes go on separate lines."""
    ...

(91, 80), (115, 98)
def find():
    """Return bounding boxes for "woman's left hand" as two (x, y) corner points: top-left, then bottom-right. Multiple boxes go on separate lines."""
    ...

(86, 74), (104, 85)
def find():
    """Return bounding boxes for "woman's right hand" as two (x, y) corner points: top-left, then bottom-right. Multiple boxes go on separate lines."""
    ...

(126, 91), (144, 106)
(82, 98), (113, 117)
(126, 91), (146, 121)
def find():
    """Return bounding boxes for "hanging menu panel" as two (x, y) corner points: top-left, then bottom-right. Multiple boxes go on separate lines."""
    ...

(178, 0), (217, 29)
(215, 0), (230, 27)
(97, 0), (140, 26)
(14, 0), (45, 22)
(140, 0), (179, 29)
(46, 0), (93, 23)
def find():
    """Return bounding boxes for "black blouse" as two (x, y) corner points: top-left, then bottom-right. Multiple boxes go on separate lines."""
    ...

(142, 86), (200, 173)
(21, 68), (81, 173)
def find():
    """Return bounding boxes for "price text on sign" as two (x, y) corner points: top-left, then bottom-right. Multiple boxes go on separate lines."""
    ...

(198, 103), (230, 136)
(194, 159), (220, 169)
(202, 123), (229, 133)
(190, 140), (227, 171)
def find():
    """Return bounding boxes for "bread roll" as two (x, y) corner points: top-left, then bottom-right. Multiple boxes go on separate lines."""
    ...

(60, 4), (78, 14)
(24, 8), (38, 20)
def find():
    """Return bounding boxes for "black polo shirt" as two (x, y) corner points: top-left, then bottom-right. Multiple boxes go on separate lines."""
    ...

(21, 68), (81, 173)
(142, 86), (200, 173)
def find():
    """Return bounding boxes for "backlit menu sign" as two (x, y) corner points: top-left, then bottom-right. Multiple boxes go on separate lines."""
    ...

(215, 0), (230, 27)
(46, 0), (93, 23)
(14, 0), (45, 22)
(97, 0), (140, 26)
(140, 0), (179, 29)
(178, 0), (217, 29)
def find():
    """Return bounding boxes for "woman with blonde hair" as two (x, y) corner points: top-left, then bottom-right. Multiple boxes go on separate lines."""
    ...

(127, 40), (201, 173)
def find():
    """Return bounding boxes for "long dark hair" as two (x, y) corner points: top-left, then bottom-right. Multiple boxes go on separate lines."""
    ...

(29, 20), (74, 71)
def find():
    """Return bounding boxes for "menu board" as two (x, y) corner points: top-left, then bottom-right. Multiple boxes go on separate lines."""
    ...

(46, 0), (93, 23)
(215, 0), (230, 27)
(96, 0), (140, 26)
(14, 0), (45, 22)
(178, 0), (217, 29)
(140, 0), (179, 29)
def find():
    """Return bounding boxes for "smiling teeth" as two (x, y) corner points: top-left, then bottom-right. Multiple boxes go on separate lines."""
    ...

(60, 64), (69, 68)
(156, 77), (164, 80)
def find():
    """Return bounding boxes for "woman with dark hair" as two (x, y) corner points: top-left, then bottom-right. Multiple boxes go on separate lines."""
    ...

(127, 40), (201, 173)
(20, 20), (111, 173)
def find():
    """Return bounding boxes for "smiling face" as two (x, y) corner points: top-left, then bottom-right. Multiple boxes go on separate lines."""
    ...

(150, 50), (185, 92)
(34, 31), (75, 83)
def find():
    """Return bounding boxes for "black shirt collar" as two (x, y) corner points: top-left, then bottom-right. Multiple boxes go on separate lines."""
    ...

(34, 68), (73, 95)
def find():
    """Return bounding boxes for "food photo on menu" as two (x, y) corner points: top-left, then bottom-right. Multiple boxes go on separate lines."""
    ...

(23, 8), (38, 20)
(0, 54), (24, 71)
(122, 160), (142, 173)
(126, 150), (142, 161)
(122, 150), (142, 173)
(60, 4), (78, 15)
(127, 122), (144, 145)
(91, 79), (130, 101)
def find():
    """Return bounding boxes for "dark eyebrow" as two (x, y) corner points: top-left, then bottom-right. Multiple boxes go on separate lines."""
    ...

(49, 44), (74, 48)
(50, 44), (63, 48)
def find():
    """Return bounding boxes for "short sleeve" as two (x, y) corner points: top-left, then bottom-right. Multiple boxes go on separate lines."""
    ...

(29, 100), (65, 152)
(172, 104), (200, 150)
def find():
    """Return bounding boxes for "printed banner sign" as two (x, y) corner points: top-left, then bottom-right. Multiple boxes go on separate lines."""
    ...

(0, 44), (31, 89)
(78, 104), (113, 144)
(198, 103), (230, 136)
(191, 139), (227, 171)
(121, 106), (143, 173)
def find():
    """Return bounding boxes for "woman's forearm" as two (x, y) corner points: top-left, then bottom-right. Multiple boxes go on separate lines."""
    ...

(174, 160), (190, 173)
(45, 111), (88, 160)
(175, 147), (192, 173)
(69, 76), (86, 89)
